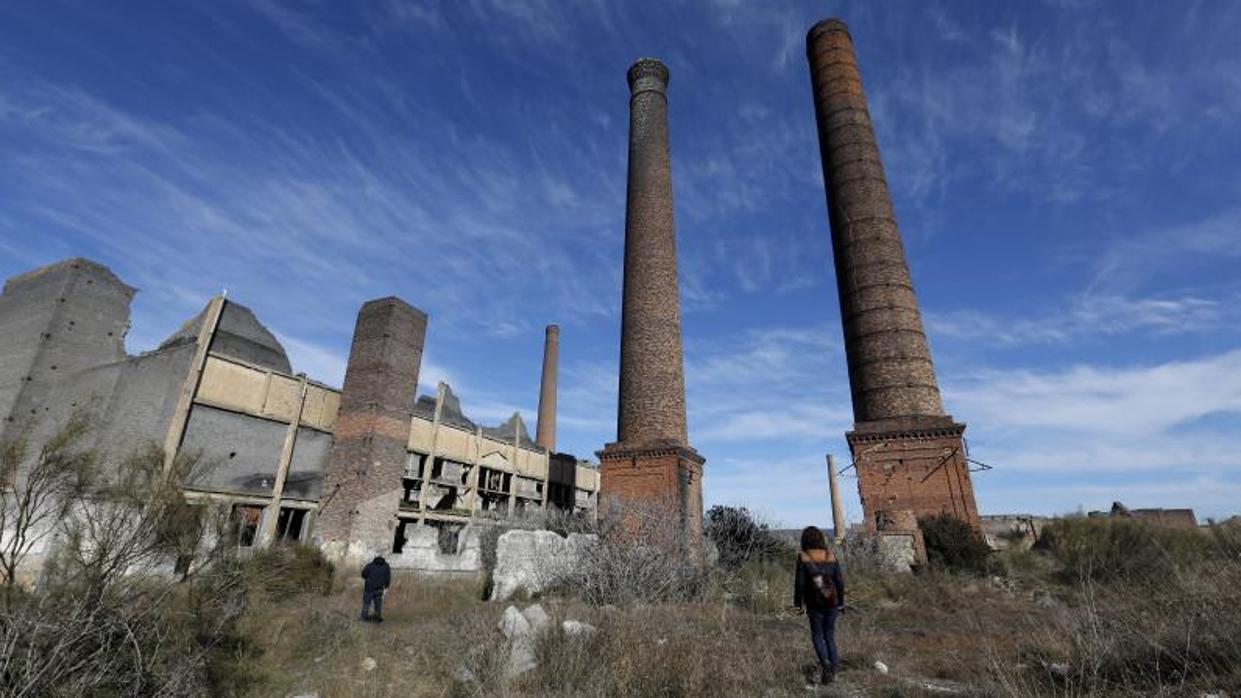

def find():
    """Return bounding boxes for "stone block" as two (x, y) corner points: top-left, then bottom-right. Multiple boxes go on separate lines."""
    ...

(489, 529), (598, 601)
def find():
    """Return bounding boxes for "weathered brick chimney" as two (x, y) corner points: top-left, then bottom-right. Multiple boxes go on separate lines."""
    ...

(535, 324), (559, 452)
(316, 297), (427, 567)
(598, 58), (705, 546)
(807, 19), (981, 530)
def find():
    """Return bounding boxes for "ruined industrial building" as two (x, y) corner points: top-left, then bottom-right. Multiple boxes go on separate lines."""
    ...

(6, 18), (1201, 586)
(0, 258), (600, 574)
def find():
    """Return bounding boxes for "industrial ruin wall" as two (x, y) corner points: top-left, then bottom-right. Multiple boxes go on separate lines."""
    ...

(0, 258), (600, 572)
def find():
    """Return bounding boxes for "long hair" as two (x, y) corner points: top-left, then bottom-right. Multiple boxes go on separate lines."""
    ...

(799, 524), (838, 561)
(800, 526), (828, 552)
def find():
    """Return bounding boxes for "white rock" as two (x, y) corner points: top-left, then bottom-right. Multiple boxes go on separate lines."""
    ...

(562, 620), (598, 637)
(490, 530), (599, 600)
(361, 657), (377, 672)
(873, 660), (889, 675)
(522, 603), (551, 634)
(454, 665), (476, 683)
(505, 636), (538, 679)
(499, 605), (531, 639)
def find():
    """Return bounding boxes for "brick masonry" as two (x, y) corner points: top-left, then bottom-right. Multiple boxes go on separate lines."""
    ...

(849, 421), (981, 531)
(807, 19), (981, 530)
(316, 297), (427, 567)
(598, 444), (704, 545)
(600, 58), (704, 545)
(535, 324), (559, 451)
(615, 58), (688, 447)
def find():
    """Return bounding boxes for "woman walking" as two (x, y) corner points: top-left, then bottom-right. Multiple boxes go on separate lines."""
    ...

(793, 526), (845, 684)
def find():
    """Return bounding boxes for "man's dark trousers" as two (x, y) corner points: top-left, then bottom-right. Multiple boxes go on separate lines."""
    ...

(361, 589), (384, 621)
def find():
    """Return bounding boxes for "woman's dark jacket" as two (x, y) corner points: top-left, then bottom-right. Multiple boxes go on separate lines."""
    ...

(793, 550), (845, 611)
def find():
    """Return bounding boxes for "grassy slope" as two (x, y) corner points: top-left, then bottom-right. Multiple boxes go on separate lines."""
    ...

(232, 523), (1241, 697)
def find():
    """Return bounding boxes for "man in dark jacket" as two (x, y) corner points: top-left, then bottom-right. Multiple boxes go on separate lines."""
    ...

(360, 555), (391, 622)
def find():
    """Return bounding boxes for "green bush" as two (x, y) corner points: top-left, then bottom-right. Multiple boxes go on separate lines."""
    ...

(1037, 516), (1214, 583)
(918, 513), (991, 574)
(704, 505), (792, 571)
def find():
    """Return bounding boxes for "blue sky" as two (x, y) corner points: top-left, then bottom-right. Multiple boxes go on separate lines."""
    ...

(3, 0), (1241, 526)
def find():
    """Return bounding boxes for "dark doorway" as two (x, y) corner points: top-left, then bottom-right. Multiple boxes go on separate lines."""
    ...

(275, 507), (306, 542)
(231, 505), (262, 547)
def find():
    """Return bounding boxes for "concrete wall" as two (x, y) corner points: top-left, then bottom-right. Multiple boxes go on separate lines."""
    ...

(286, 427), (331, 500)
(0, 259), (132, 441)
(181, 404), (286, 496)
(161, 302), (292, 374)
(1, 258), (600, 575)
(195, 354), (339, 432)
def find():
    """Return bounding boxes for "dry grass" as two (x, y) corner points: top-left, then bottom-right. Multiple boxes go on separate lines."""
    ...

(223, 519), (1241, 697)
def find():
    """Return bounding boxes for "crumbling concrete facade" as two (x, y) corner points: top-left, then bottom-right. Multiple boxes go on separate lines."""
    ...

(0, 259), (133, 445)
(806, 19), (981, 531)
(598, 58), (705, 546)
(1093, 501), (1199, 528)
(0, 258), (600, 576)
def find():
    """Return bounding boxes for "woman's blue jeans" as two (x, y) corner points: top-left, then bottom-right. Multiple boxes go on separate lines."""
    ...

(807, 607), (839, 672)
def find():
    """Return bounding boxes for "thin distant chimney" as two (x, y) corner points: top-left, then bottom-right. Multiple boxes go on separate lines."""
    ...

(536, 324), (559, 451)
(826, 453), (846, 544)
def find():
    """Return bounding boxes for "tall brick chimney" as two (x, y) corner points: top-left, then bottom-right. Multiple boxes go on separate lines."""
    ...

(807, 19), (980, 530)
(535, 324), (559, 451)
(316, 297), (427, 567)
(599, 58), (705, 547)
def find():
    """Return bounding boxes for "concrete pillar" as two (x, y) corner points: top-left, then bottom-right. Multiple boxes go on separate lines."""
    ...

(826, 453), (846, 544)
(258, 375), (308, 547)
(535, 324), (559, 451)
(163, 295), (225, 476)
(807, 19), (981, 531)
(599, 58), (705, 551)
(807, 19), (944, 423)
(416, 382), (447, 522)
(316, 297), (426, 568)
(616, 57), (689, 448)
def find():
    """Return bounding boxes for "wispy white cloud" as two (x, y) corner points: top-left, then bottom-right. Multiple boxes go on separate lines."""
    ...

(948, 348), (1241, 437)
(926, 293), (1227, 346)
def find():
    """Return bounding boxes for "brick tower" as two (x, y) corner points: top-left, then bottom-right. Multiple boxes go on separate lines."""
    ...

(806, 19), (980, 530)
(535, 324), (558, 451)
(316, 297), (427, 567)
(598, 58), (705, 544)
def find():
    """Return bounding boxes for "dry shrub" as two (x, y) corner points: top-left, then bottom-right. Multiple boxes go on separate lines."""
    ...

(564, 499), (710, 606)
(988, 517), (1241, 695)
(243, 543), (335, 598)
(0, 419), (254, 697)
(1038, 516), (1219, 582)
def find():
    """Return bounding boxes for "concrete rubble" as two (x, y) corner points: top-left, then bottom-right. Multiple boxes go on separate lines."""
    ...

(489, 529), (598, 600)
(561, 620), (598, 637)
(497, 603), (549, 680)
